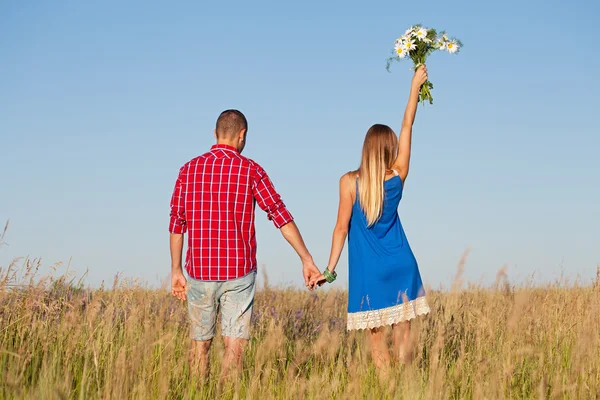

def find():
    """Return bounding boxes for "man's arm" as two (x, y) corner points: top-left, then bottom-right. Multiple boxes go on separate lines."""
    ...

(170, 233), (186, 301)
(252, 165), (321, 288)
(170, 233), (184, 271)
(279, 222), (320, 288)
(169, 167), (187, 301)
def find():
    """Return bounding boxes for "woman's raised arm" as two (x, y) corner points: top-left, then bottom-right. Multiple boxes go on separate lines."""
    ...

(393, 65), (428, 182)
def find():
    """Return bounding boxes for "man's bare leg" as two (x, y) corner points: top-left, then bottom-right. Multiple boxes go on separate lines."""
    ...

(220, 337), (247, 384)
(190, 339), (212, 380)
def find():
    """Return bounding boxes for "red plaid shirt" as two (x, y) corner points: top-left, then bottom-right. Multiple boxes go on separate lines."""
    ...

(169, 144), (294, 281)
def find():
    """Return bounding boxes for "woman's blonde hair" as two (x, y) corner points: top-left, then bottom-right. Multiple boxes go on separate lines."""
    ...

(357, 124), (398, 227)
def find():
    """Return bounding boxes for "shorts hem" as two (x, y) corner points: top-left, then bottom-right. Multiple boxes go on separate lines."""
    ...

(191, 334), (215, 342)
(221, 331), (251, 340)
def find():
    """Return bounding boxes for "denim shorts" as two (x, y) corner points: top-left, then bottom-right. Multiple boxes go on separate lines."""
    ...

(186, 271), (256, 341)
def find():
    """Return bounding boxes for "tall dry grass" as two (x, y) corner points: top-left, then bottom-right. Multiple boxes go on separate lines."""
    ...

(1, 255), (599, 399)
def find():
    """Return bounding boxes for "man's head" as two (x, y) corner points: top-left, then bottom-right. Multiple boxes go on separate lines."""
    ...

(214, 109), (248, 152)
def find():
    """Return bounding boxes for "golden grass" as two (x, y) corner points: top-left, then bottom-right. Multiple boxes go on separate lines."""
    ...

(1, 257), (599, 399)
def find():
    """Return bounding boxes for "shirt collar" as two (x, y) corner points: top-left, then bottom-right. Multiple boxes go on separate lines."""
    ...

(211, 144), (240, 153)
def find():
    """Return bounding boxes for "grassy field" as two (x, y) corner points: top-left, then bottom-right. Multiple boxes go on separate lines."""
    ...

(1, 258), (599, 399)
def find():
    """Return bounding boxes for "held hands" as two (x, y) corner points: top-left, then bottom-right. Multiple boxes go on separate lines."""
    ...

(308, 267), (335, 288)
(412, 64), (428, 88)
(302, 260), (322, 291)
(309, 273), (327, 288)
(171, 270), (187, 301)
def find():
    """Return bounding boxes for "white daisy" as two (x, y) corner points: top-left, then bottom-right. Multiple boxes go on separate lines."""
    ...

(415, 28), (428, 41)
(437, 39), (446, 50)
(395, 45), (407, 58)
(404, 27), (416, 37)
(403, 39), (416, 51)
(446, 40), (459, 53)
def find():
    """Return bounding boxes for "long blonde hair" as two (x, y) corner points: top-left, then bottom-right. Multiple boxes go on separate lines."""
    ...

(357, 124), (398, 227)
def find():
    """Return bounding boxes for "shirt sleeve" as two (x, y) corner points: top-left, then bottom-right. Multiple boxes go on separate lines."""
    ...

(169, 166), (187, 234)
(252, 164), (294, 228)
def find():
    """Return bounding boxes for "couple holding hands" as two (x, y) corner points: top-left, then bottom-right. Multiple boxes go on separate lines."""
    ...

(169, 67), (430, 380)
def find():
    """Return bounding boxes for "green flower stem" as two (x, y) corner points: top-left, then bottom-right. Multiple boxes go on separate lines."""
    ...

(419, 80), (434, 104)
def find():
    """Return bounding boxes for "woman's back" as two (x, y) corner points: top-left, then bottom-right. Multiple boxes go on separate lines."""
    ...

(350, 171), (403, 240)
(347, 169), (428, 330)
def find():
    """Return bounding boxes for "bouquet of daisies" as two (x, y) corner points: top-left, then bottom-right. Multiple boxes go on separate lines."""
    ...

(386, 25), (462, 104)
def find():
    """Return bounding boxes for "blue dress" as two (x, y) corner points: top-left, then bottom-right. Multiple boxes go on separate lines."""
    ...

(347, 171), (430, 330)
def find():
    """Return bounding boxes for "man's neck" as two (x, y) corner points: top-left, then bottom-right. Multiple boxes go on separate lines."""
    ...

(216, 139), (238, 149)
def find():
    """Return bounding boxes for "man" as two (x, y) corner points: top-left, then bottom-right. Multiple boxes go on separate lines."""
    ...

(169, 109), (321, 381)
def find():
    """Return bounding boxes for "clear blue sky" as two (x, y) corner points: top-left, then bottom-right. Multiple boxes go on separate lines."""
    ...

(1, 0), (599, 289)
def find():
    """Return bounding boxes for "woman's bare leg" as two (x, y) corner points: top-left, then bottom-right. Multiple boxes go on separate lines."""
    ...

(369, 327), (391, 371)
(392, 321), (412, 364)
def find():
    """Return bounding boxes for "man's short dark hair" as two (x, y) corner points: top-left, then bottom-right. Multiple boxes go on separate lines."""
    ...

(216, 110), (247, 139)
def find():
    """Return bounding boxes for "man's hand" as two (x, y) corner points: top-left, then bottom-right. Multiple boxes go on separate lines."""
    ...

(171, 270), (187, 301)
(302, 260), (321, 290)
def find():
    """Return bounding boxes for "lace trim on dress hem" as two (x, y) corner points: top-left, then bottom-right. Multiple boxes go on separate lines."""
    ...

(346, 296), (430, 331)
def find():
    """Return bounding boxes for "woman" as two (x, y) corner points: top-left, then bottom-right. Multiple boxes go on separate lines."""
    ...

(311, 66), (431, 369)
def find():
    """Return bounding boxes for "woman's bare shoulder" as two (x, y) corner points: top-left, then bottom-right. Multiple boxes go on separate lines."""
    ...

(345, 170), (359, 179)
(339, 171), (358, 198)
(340, 171), (358, 184)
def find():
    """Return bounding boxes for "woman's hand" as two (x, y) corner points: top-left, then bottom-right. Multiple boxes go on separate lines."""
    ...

(412, 64), (428, 88)
(309, 273), (328, 288)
